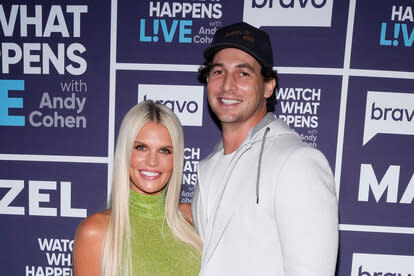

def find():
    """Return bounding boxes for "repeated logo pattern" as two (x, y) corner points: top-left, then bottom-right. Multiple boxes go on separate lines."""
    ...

(0, 0), (413, 274)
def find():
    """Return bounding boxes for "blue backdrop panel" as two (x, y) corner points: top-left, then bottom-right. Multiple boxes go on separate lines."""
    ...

(275, 73), (343, 170)
(264, 0), (349, 68)
(0, 160), (107, 275)
(340, 76), (414, 227)
(351, 0), (414, 71)
(116, 0), (238, 64)
(337, 231), (414, 276)
(1, 0), (413, 274)
(0, 2), (111, 156)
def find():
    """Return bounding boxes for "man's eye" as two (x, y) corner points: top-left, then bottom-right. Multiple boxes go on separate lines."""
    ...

(211, 70), (223, 76)
(240, 71), (249, 77)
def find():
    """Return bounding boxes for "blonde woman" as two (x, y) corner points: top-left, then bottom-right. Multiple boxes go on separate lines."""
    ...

(73, 101), (202, 276)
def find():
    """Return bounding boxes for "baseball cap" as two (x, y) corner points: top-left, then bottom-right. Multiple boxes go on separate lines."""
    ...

(203, 22), (274, 69)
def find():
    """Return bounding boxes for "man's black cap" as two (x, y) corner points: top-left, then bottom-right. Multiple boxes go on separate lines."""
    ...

(203, 22), (274, 69)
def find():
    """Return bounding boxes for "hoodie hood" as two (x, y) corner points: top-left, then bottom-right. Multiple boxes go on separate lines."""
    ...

(209, 113), (297, 157)
(205, 113), (298, 204)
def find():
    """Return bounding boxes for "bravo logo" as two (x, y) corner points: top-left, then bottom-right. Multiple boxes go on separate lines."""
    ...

(351, 253), (414, 276)
(363, 91), (414, 146)
(138, 84), (204, 127)
(243, 0), (333, 27)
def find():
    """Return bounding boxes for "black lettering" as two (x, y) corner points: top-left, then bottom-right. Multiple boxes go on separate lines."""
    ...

(312, 0), (327, 8)
(299, 0), (309, 8)
(358, 265), (371, 276)
(252, 0), (273, 8)
(176, 101), (186, 113)
(186, 101), (198, 113)
(280, 0), (294, 8)
(371, 102), (383, 120)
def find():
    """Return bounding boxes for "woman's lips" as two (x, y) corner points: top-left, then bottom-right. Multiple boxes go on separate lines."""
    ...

(139, 170), (161, 180)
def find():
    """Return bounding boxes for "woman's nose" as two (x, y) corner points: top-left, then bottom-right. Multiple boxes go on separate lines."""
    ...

(145, 151), (159, 166)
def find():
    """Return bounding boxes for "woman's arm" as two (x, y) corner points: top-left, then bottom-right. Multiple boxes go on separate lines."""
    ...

(179, 203), (194, 225)
(73, 211), (109, 276)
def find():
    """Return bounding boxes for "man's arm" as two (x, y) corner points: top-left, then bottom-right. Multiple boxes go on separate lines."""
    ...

(274, 147), (339, 275)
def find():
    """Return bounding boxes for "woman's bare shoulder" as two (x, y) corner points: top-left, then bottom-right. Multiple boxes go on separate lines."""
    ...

(75, 210), (110, 242)
(73, 210), (111, 276)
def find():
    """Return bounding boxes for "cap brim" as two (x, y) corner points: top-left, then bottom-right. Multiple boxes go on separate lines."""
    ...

(203, 42), (265, 68)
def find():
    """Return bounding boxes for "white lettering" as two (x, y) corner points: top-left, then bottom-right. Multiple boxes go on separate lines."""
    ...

(358, 164), (404, 203)
(61, 181), (87, 217)
(29, 111), (87, 128)
(0, 180), (86, 217)
(148, 2), (222, 18)
(1, 42), (86, 75)
(277, 87), (321, 101)
(0, 5), (88, 38)
(43, 5), (70, 37)
(20, 5), (43, 37)
(184, 147), (200, 160)
(0, 179), (25, 215)
(400, 174), (414, 204)
(391, 6), (414, 22)
(29, 181), (57, 216)
(1, 42), (22, 73)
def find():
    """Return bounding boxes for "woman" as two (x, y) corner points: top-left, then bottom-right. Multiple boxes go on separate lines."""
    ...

(73, 101), (202, 276)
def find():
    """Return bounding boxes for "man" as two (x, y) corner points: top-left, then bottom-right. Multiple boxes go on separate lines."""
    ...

(191, 22), (339, 275)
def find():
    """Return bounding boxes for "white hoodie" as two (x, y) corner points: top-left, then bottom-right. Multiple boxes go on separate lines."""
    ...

(192, 113), (339, 276)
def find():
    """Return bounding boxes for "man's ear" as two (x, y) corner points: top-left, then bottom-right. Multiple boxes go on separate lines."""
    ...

(264, 78), (276, 99)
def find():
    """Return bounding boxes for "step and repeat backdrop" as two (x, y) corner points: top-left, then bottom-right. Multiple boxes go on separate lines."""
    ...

(1, 0), (413, 275)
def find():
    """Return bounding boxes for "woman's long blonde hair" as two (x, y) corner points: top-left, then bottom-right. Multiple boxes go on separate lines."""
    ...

(101, 100), (202, 276)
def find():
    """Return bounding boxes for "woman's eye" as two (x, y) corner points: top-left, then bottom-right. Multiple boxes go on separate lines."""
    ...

(160, 148), (172, 154)
(135, 144), (146, 151)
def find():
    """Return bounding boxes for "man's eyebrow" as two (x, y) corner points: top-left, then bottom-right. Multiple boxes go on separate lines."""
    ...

(236, 63), (256, 72)
(210, 63), (223, 69)
(210, 63), (256, 72)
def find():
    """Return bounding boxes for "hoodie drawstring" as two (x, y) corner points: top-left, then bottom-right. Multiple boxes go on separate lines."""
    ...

(256, 127), (270, 204)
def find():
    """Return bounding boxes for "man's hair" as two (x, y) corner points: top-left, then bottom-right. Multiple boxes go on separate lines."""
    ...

(198, 62), (278, 113)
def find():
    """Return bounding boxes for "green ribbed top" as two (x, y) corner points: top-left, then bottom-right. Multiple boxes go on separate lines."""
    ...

(128, 190), (200, 275)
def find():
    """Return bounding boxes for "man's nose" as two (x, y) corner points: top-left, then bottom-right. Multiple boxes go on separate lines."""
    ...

(222, 73), (236, 91)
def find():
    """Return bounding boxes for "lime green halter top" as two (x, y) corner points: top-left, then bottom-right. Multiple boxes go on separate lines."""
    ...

(129, 190), (201, 275)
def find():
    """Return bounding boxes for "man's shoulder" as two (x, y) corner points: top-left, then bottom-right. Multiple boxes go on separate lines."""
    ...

(265, 118), (305, 148)
(199, 147), (222, 171)
(200, 140), (223, 163)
